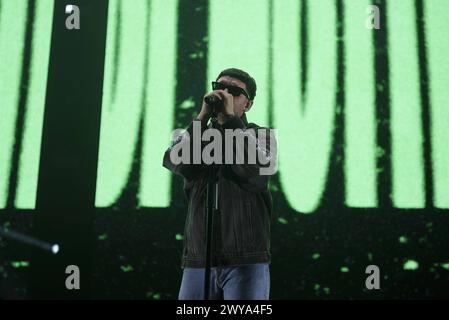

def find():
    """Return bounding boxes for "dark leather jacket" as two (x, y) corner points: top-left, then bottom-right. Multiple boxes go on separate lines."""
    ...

(163, 114), (275, 268)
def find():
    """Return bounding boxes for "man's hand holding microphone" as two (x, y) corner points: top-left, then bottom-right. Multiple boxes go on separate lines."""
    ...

(197, 89), (235, 125)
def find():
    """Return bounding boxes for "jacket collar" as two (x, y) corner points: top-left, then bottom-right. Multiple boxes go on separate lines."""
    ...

(210, 113), (248, 129)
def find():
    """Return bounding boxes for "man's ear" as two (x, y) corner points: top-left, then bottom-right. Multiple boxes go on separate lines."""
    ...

(245, 100), (253, 112)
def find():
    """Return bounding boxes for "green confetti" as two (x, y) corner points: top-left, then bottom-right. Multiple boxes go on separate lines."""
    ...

(314, 284), (320, 291)
(189, 52), (204, 59)
(312, 253), (320, 260)
(175, 234), (184, 241)
(11, 261), (30, 268)
(98, 233), (108, 241)
(340, 267), (349, 273)
(440, 263), (449, 270)
(403, 260), (419, 270)
(120, 265), (134, 273)
(399, 236), (408, 244)
(375, 146), (385, 158)
(323, 287), (331, 295)
(145, 291), (161, 300)
(367, 252), (373, 261)
(152, 293), (161, 300)
(277, 217), (288, 225)
(179, 97), (195, 109)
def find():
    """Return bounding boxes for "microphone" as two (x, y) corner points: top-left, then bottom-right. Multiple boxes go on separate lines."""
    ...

(204, 95), (223, 116)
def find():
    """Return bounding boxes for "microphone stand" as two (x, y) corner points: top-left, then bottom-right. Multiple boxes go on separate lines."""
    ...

(203, 115), (219, 300)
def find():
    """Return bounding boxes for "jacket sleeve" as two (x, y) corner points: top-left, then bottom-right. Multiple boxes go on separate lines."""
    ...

(162, 119), (208, 181)
(221, 116), (277, 184)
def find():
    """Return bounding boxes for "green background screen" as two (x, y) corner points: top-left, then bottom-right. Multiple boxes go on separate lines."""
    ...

(0, 0), (448, 299)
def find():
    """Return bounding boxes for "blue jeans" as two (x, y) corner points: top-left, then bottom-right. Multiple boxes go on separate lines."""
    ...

(178, 263), (270, 300)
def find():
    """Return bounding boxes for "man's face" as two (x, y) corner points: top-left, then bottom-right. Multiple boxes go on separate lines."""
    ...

(216, 76), (253, 118)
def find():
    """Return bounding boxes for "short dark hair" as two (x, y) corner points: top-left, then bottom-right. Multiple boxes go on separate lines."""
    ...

(216, 68), (257, 101)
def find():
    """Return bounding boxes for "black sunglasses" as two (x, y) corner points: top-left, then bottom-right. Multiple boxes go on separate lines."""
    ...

(212, 81), (250, 100)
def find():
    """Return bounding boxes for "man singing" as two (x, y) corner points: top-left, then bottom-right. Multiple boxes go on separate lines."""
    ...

(163, 68), (276, 300)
